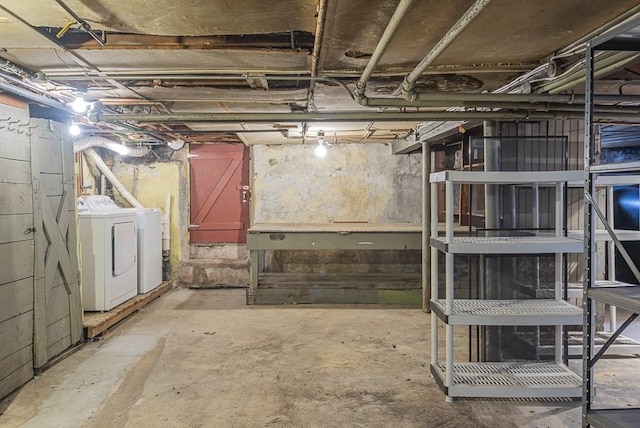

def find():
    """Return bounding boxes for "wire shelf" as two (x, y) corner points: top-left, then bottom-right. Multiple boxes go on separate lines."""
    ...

(431, 299), (581, 325)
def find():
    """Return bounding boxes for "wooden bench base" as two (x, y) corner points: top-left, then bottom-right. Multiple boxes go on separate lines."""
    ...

(247, 273), (421, 305)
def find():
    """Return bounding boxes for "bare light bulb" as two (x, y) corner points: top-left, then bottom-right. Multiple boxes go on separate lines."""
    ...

(314, 142), (327, 157)
(69, 123), (81, 136)
(71, 96), (87, 113)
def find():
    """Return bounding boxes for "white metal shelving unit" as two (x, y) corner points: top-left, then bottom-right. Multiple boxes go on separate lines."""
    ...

(430, 169), (584, 401)
(583, 15), (640, 428)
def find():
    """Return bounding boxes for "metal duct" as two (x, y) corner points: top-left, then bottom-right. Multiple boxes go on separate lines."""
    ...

(84, 148), (144, 209)
(73, 136), (150, 157)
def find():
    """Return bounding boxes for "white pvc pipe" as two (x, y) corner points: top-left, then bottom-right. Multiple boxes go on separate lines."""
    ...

(85, 148), (144, 209)
(162, 193), (171, 252)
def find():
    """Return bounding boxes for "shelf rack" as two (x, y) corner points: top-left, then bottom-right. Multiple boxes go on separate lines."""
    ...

(430, 170), (584, 401)
(583, 14), (640, 427)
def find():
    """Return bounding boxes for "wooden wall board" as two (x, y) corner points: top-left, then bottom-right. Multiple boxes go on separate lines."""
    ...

(0, 214), (34, 245)
(41, 175), (64, 198)
(0, 240), (34, 286)
(35, 140), (63, 174)
(46, 316), (71, 358)
(46, 282), (71, 328)
(0, 158), (31, 184)
(32, 154), (46, 369)
(46, 334), (72, 361)
(0, 101), (33, 399)
(0, 346), (32, 386)
(0, 94), (27, 109)
(0, 134), (30, 162)
(0, 182), (33, 215)
(0, 311), (33, 361)
(0, 360), (33, 400)
(0, 278), (33, 323)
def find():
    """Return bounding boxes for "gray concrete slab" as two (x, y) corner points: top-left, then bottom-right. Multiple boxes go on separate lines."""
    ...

(1, 288), (640, 428)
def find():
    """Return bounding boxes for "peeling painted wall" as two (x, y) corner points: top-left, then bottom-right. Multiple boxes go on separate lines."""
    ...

(110, 153), (188, 274)
(252, 143), (422, 224)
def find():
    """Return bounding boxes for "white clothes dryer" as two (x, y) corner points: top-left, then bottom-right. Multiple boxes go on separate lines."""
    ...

(78, 207), (138, 311)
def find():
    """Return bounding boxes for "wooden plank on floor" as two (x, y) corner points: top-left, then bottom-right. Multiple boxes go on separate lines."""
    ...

(83, 281), (173, 339)
(250, 287), (422, 305)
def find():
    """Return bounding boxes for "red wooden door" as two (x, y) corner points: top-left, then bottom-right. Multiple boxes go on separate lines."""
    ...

(189, 144), (250, 243)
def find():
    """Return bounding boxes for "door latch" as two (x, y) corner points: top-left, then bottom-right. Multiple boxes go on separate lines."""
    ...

(241, 186), (250, 203)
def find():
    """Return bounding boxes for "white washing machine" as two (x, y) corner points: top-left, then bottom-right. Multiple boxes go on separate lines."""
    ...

(78, 199), (138, 311)
(82, 196), (162, 294)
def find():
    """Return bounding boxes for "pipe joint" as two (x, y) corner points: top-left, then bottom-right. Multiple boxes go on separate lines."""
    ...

(353, 83), (368, 105)
(401, 77), (417, 102)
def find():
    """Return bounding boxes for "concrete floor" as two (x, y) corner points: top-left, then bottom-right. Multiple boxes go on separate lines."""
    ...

(1, 288), (640, 428)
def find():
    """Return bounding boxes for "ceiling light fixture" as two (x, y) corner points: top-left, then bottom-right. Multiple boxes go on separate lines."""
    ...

(167, 139), (186, 150)
(315, 131), (327, 157)
(68, 122), (81, 136)
(314, 141), (327, 157)
(70, 96), (88, 113)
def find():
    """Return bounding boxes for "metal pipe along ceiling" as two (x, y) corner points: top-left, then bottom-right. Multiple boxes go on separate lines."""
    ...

(401, 0), (491, 101)
(354, 0), (415, 101)
(90, 110), (640, 124)
(0, 78), (71, 113)
(308, 0), (328, 111)
(310, 0), (328, 80)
